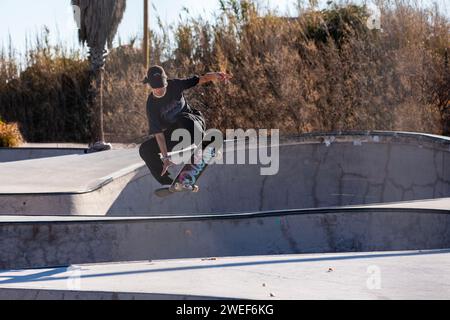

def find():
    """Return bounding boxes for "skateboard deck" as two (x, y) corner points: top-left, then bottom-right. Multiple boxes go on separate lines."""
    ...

(154, 145), (218, 198)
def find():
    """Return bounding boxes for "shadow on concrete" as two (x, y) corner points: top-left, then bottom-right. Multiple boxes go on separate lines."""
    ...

(0, 267), (73, 285)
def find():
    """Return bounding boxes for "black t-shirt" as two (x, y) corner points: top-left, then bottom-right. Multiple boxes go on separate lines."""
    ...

(146, 76), (200, 135)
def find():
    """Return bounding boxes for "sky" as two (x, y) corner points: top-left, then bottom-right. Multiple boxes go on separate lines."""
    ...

(0, 0), (448, 56)
(0, 0), (297, 55)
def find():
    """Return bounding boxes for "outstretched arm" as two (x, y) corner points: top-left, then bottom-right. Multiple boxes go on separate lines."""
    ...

(199, 72), (233, 85)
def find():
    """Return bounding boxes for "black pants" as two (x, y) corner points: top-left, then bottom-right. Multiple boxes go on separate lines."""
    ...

(139, 115), (206, 185)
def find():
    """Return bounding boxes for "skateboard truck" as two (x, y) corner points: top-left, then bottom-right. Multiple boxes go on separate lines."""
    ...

(154, 143), (221, 198)
(171, 182), (200, 193)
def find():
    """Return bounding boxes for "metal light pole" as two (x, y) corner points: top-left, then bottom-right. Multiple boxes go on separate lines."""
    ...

(143, 0), (150, 70)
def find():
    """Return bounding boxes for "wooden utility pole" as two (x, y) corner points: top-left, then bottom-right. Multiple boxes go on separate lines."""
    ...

(143, 0), (149, 70)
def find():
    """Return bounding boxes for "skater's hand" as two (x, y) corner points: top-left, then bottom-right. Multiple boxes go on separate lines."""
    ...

(161, 158), (175, 177)
(214, 72), (233, 84)
(201, 72), (233, 85)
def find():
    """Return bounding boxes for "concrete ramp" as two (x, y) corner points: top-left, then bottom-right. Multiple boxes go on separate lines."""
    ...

(0, 131), (449, 216)
(1, 206), (449, 270)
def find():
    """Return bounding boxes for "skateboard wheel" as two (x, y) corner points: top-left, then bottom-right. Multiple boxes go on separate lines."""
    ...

(173, 182), (184, 192)
(192, 185), (200, 193)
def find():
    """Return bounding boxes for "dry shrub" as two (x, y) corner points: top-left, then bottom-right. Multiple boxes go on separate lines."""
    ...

(0, 0), (448, 143)
(0, 118), (24, 147)
(151, 0), (449, 138)
(0, 29), (92, 143)
(102, 43), (149, 143)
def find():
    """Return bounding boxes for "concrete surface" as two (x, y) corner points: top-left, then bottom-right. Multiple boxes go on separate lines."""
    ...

(0, 131), (449, 216)
(367, 197), (450, 210)
(0, 144), (87, 163)
(1, 207), (449, 270)
(1, 250), (449, 300)
(0, 143), (138, 164)
(0, 131), (449, 300)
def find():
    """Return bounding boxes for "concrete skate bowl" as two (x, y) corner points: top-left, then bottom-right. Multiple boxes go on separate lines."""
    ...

(107, 131), (450, 216)
(0, 131), (448, 216)
(0, 147), (87, 163)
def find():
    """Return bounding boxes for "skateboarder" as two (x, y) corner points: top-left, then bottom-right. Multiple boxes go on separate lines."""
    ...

(139, 65), (232, 186)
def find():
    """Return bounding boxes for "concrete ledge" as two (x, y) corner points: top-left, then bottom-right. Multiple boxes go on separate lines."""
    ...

(1, 208), (449, 270)
(0, 148), (88, 163)
(0, 288), (226, 300)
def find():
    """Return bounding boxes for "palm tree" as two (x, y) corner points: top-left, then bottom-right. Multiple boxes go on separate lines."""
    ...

(71, 0), (127, 150)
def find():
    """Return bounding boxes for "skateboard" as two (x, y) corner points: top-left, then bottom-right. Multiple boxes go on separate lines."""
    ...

(154, 144), (219, 198)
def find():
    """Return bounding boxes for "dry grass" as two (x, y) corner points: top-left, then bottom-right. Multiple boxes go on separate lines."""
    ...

(0, 0), (449, 143)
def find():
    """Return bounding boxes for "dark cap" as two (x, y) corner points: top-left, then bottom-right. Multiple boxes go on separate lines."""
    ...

(143, 65), (168, 89)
